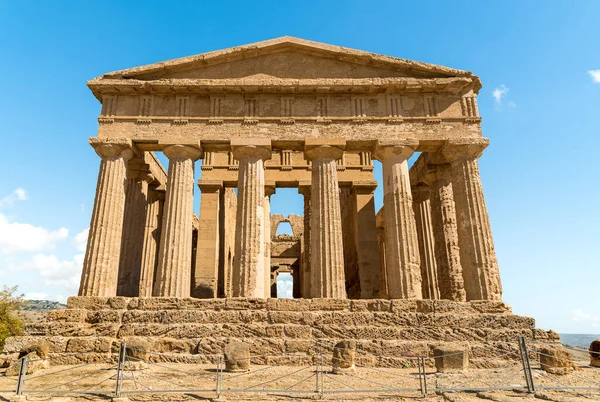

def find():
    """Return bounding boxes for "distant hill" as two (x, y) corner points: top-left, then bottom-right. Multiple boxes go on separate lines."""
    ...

(22, 299), (66, 311)
(560, 333), (599, 349)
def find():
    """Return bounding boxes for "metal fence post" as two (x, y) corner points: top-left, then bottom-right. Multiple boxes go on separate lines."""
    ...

(15, 355), (29, 396)
(215, 356), (223, 400)
(314, 340), (320, 396)
(114, 342), (127, 398)
(420, 356), (428, 396)
(518, 336), (536, 394)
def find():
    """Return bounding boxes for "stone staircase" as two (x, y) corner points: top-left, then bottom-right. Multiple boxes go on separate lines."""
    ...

(2, 297), (560, 367)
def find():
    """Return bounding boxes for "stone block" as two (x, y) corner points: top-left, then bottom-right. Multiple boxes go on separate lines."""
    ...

(124, 338), (150, 362)
(332, 340), (356, 374)
(310, 298), (350, 311)
(224, 341), (250, 372)
(380, 341), (429, 358)
(267, 311), (306, 324)
(350, 299), (391, 312)
(161, 310), (207, 323)
(177, 324), (220, 338)
(224, 298), (266, 310)
(283, 325), (311, 338)
(66, 337), (113, 353)
(87, 310), (123, 324)
(18, 340), (50, 359)
(389, 300), (418, 313)
(47, 309), (87, 323)
(5, 352), (49, 376)
(3, 336), (68, 354)
(221, 323), (267, 337)
(469, 301), (512, 314)
(433, 344), (469, 372)
(265, 325), (284, 337)
(128, 297), (180, 310)
(267, 298), (310, 311)
(121, 310), (164, 324)
(539, 346), (579, 375)
(284, 339), (312, 353)
(152, 338), (196, 353)
(588, 339), (600, 367)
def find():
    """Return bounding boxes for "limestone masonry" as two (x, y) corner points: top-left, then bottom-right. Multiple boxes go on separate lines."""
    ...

(5, 37), (558, 366)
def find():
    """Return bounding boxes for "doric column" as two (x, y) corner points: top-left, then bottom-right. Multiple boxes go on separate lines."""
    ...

(193, 180), (223, 298)
(297, 182), (311, 298)
(428, 165), (466, 301)
(232, 140), (272, 298)
(374, 142), (422, 299)
(412, 184), (440, 300)
(138, 187), (164, 297)
(79, 138), (133, 297)
(117, 164), (152, 297)
(264, 183), (276, 298)
(352, 181), (382, 298)
(305, 140), (346, 299)
(445, 140), (502, 301)
(154, 144), (202, 298)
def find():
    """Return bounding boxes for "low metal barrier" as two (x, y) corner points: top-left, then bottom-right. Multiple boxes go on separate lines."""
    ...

(0, 336), (598, 399)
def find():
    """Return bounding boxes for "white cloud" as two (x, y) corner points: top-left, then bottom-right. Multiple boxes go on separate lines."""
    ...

(276, 273), (293, 298)
(492, 85), (509, 104)
(73, 228), (89, 252)
(0, 188), (28, 208)
(588, 69), (600, 83)
(14, 253), (83, 294)
(24, 292), (48, 300)
(570, 309), (600, 327)
(0, 214), (69, 254)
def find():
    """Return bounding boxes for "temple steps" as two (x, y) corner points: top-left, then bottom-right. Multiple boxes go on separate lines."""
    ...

(2, 297), (560, 367)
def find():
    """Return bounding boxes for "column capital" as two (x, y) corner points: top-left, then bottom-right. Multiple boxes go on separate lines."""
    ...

(437, 138), (489, 163)
(163, 144), (202, 161)
(197, 180), (224, 192)
(374, 139), (418, 162)
(304, 138), (345, 161)
(231, 138), (272, 161)
(89, 137), (133, 160)
(411, 183), (431, 203)
(265, 181), (276, 197)
(351, 180), (378, 195)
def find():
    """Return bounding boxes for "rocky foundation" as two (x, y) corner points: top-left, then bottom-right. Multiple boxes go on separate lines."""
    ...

(2, 297), (560, 368)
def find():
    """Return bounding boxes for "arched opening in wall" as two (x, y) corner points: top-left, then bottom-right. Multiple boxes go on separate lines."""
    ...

(275, 221), (293, 235)
(275, 272), (293, 299)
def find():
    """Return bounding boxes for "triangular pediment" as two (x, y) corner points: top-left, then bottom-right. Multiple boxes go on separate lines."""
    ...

(96, 37), (477, 82)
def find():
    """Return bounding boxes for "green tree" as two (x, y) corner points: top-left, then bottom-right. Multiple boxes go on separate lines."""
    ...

(0, 285), (25, 351)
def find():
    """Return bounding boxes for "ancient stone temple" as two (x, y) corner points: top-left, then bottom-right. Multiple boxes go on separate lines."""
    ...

(79, 36), (501, 302)
(3, 37), (559, 365)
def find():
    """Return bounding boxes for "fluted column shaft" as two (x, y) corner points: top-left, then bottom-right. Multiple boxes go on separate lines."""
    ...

(375, 145), (422, 299)
(298, 183), (311, 298)
(306, 145), (346, 299)
(451, 155), (502, 301)
(429, 167), (466, 301)
(232, 144), (271, 298)
(138, 188), (164, 297)
(154, 145), (202, 297)
(264, 184), (275, 298)
(79, 138), (133, 297)
(412, 184), (440, 300)
(117, 177), (149, 297)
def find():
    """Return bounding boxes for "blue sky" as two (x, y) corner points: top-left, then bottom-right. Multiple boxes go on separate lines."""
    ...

(0, 1), (598, 334)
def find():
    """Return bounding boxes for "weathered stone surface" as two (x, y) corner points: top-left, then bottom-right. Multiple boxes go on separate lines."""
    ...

(124, 338), (150, 361)
(433, 343), (469, 372)
(332, 340), (356, 374)
(590, 339), (600, 367)
(224, 341), (250, 372)
(539, 346), (579, 375)
(66, 337), (113, 353)
(18, 341), (50, 359)
(5, 352), (49, 376)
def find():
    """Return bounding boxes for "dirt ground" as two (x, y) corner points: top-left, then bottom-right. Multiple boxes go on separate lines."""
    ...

(0, 358), (598, 402)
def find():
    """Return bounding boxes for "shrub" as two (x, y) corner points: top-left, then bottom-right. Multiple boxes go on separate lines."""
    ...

(0, 286), (25, 351)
